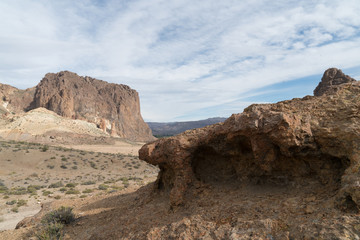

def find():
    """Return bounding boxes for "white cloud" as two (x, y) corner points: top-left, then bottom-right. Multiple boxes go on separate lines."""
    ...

(0, 0), (359, 121)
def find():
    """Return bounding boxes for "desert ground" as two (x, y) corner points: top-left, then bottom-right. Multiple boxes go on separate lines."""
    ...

(0, 139), (159, 235)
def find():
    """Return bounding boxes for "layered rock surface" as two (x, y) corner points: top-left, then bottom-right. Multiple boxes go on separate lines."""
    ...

(139, 68), (360, 210)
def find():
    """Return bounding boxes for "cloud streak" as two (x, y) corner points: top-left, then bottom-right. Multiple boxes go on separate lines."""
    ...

(0, 0), (360, 121)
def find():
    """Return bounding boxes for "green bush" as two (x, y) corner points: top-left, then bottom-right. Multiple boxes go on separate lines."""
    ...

(81, 181), (96, 185)
(37, 206), (75, 239)
(48, 182), (64, 188)
(6, 200), (17, 205)
(65, 189), (80, 195)
(41, 145), (49, 152)
(36, 222), (63, 240)
(82, 189), (93, 193)
(98, 184), (109, 190)
(17, 199), (27, 207)
(65, 183), (77, 188)
(11, 207), (19, 213)
(43, 206), (75, 225)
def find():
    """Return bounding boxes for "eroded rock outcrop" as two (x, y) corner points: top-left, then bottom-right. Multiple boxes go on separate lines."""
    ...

(32, 71), (154, 141)
(1, 71), (154, 141)
(140, 68), (360, 210)
(0, 84), (36, 114)
(314, 67), (356, 96)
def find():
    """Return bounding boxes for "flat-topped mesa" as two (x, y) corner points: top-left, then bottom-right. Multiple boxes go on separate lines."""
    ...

(314, 68), (356, 96)
(139, 68), (360, 208)
(33, 71), (154, 141)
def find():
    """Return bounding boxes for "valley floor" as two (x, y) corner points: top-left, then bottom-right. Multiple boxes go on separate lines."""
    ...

(0, 139), (158, 235)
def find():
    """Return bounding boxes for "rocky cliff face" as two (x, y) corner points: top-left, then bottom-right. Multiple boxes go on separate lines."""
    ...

(32, 71), (154, 141)
(140, 68), (360, 211)
(1, 71), (154, 141)
(0, 84), (35, 114)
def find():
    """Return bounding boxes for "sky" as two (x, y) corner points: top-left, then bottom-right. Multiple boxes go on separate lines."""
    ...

(1, 0), (360, 122)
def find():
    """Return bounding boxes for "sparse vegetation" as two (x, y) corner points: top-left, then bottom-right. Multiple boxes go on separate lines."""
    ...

(48, 182), (64, 188)
(41, 145), (49, 152)
(17, 199), (27, 207)
(36, 206), (75, 240)
(65, 189), (80, 195)
(11, 207), (19, 213)
(98, 184), (109, 190)
(82, 180), (96, 185)
(65, 183), (77, 188)
(82, 189), (93, 193)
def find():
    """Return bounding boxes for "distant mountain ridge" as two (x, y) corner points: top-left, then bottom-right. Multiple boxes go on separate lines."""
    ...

(147, 117), (227, 137)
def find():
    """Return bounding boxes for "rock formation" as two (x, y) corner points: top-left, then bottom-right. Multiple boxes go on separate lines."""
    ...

(0, 84), (35, 114)
(1, 71), (154, 141)
(314, 67), (356, 96)
(140, 68), (360, 210)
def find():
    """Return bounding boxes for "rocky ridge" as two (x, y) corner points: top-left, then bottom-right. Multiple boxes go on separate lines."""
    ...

(147, 117), (227, 136)
(137, 68), (360, 238)
(0, 71), (154, 141)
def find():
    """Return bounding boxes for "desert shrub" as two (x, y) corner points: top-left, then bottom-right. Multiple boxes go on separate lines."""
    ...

(41, 145), (49, 152)
(80, 195), (87, 198)
(30, 173), (39, 178)
(43, 207), (75, 225)
(48, 182), (64, 188)
(27, 185), (42, 194)
(8, 187), (27, 195)
(59, 187), (67, 192)
(98, 184), (109, 190)
(42, 191), (52, 196)
(36, 222), (63, 240)
(60, 165), (67, 169)
(72, 166), (78, 170)
(36, 207), (75, 240)
(65, 189), (80, 195)
(61, 157), (67, 161)
(17, 199), (27, 207)
(6, 200), (17, 205)
(89, 161), (97, 169)
(81, 180), (96, 185)
(11, 207), (19, 213)
(104, 179), (116, 184)
(0, 185), (8, 193)
(82, 189), (93, 194)
(47, 164), (55, 169)
(65, 183), (77, 188)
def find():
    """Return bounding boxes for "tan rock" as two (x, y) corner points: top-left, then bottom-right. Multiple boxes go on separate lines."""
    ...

(1, 71), (155, 141)
(139, 68), (360, 209)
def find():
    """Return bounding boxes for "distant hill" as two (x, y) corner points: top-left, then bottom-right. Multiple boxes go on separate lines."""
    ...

(147, 117), (227, 137)
(0, 71), (154, 142)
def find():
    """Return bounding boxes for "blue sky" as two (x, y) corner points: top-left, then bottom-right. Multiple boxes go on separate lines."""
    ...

(1, 0), (360, 122)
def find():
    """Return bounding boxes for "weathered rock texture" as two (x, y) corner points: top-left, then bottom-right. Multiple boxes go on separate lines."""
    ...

(140, 68), (360, 210)
(33, 71), (154, 141)
(1, 71), (154, 141)
(314, 67), (356, 96)
(0, 83), (36, 114)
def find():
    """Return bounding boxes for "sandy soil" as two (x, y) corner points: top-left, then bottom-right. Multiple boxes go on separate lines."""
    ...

(0, 139), (158, 233)
(66, 140), (145, 156)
